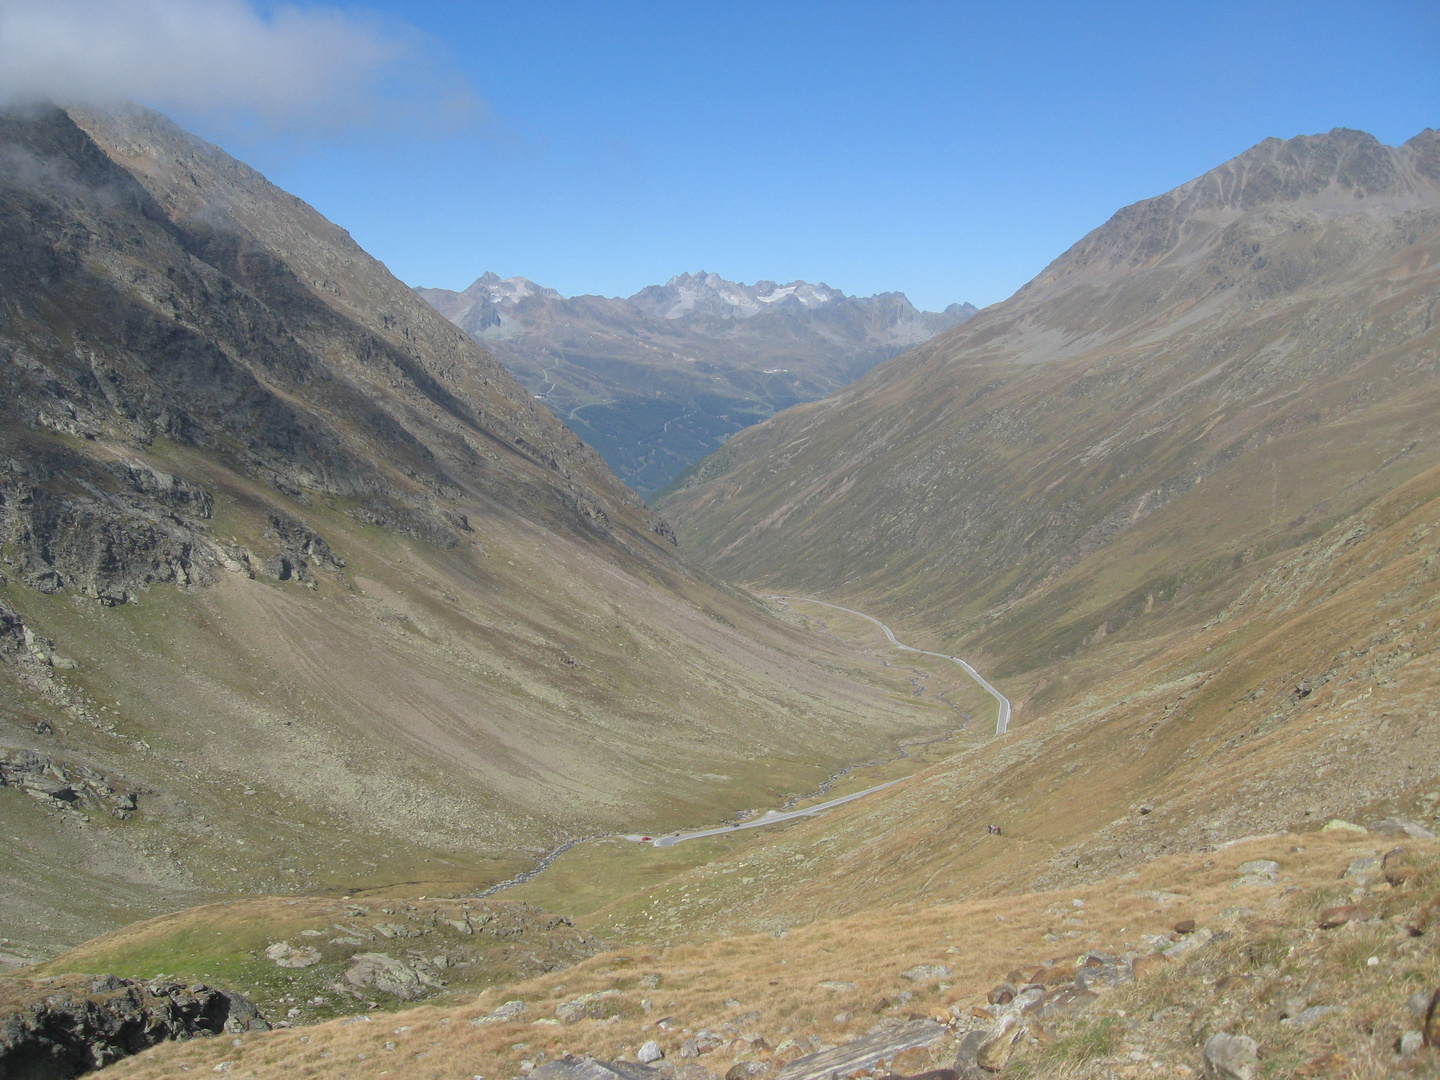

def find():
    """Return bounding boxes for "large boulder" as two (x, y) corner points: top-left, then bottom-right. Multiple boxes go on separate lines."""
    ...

(775, 1019), (945, 1080)
(530, 1057), (664, 1080)
(343, 952), (443, 1000)
(1202, 1032), (1259, 1080)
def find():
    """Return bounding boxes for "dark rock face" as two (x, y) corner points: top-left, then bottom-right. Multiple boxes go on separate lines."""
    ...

(0, 974), (268, 1078)
(0, 102), (668, 609)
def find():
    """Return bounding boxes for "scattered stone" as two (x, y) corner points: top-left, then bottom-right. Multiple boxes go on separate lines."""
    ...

(530, 1056), (663, 1080)
(1343, 857), (1378, 881)
(817, 980), (855, 992)
(975, 1013), (1023, 1072)
(1232, 860), (1280, 888)
(901, 965), (952, 983)
(1202, 1032), (1259, 1080)
(1370, 818), (1436, 839)
(1280, 1005), (1338, 1027)
(1400, 1030), (1424, 1056)
(985, 983), (1015, 1006)
(1074, 952), (1132, 990)
(475, 1000), (529, 1024)
(1011, 986), (1045, 1014)
(556, 989), (623, 1024)
(724, 1064), (768, 1080)
(638, 1041), (664, 1064)
(1136, 891), (1190, 904)
(1321, 820), (1367, 835)
(1163, 927), (1214, 960)
(1038, 986), (1098, 1018)
(951, 1030), (987, 1080)
(1424, 988), (1440, 1046)
(775, 1020), (944, 1080)
(264, 942), (322, 968)
(1317, 905), (1374, 929)
(640, 974), (662, 989)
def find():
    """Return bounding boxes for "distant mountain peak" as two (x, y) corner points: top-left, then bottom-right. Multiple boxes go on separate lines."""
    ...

(465, 272), (561, 306)
(634, 272), (867, 320)
(1031, 127), (1440, 291)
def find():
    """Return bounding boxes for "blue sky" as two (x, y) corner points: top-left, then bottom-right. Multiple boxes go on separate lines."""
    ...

(12, 1), (1436, 310)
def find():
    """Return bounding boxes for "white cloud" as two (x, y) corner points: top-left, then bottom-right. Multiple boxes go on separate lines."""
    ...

(0, 0), (480, 133)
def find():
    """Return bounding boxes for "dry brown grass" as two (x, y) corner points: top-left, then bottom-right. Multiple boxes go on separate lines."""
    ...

(98, 832), (1432, 1080)
(569, 464), (1440, 948)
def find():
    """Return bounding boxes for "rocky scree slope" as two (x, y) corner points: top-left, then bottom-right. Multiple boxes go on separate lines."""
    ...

(418, 271), (974, 495)
(0, 104), (950, 962)
(658, 128), (1440, 676)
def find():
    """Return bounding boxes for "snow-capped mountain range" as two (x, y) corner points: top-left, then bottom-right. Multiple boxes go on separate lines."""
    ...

(417, 271), (975, 495)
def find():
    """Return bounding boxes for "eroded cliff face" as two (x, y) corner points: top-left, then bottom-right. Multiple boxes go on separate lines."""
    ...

(658, 128), (1440, 675)
(0, 104), (949, 962)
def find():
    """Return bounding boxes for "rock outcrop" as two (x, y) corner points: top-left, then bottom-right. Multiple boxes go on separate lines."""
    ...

(0, 973), (267, 1078)
(0, 102), (669, 611)
(0, 747), (140, 819)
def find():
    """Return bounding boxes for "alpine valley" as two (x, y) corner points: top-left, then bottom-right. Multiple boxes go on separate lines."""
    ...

(417, 272), (974, 495)
(3, 105), (1440, 1080)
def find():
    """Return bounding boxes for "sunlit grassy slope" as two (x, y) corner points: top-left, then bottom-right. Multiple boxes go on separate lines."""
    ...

(658, 129), (1440, 681)
(98, 833), (1440, 1080)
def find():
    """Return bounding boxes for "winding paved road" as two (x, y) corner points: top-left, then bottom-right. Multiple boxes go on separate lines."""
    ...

(628, 599), (1011, 849)
(630, 779), (904, 848)
(766, 595), (1011, 735)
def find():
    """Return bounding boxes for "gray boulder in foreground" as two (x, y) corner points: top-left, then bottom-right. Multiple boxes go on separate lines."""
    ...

(776, 1019), (945, 1080)
(1203, 1032), (1259, 1080)
(530, 1057), (665, 1080)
